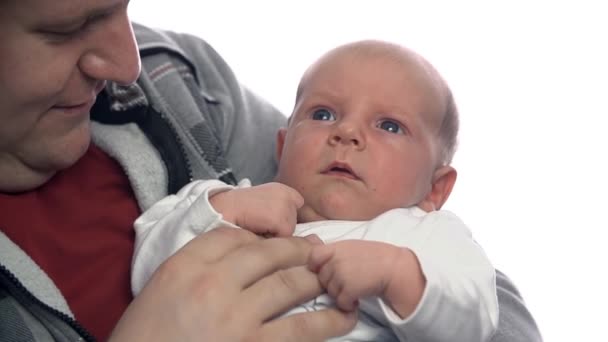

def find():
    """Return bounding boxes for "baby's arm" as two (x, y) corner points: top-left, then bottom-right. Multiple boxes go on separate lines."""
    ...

(131, 179), (241, 295)
(309, 208), (498, 342)
(131, 179), (302, 295)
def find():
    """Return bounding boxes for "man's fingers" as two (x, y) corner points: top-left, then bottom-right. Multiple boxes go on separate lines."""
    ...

(219, 236), (313, 287)
(255, 308), (358, 342)
(302, 234), (323, 245)
(176, 227), (258, 263)
(241, 265), (322, 320)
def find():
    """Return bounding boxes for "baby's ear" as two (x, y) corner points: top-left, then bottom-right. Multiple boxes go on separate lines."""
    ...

(275, 128), (288, 161)
(419, 166), (457, 211)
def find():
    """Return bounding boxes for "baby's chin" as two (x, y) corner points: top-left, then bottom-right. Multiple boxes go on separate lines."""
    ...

(296, 204), (375, 223)
(297, 206), (326, 223)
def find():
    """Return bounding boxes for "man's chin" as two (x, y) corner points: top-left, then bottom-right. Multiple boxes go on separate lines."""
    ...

(53, 140), (91, 171)
(29, 131), (91, 174)
(55, 123), (92, 168)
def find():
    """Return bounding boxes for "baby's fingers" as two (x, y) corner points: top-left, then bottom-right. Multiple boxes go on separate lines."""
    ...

(308, 244), (334, 273)
(335, 290), (360, 312)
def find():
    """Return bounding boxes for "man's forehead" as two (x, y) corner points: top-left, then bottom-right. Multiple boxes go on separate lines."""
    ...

(12, 0), (128, 22)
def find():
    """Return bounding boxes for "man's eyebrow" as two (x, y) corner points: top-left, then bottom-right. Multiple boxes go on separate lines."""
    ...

(38, 0), (129, 28)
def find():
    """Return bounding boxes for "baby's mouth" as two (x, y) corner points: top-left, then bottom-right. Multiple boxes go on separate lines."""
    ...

(322, 162), (360, 180)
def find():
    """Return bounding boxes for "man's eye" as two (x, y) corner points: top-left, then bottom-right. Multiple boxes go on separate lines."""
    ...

(41, 19), (94, 41)
(40, 26), (84, 42)
(378, 120), (403, 134)
(311, 108), (336, 121)
(47, 29), (81, 37)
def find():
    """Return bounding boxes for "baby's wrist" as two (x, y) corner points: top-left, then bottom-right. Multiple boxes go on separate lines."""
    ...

(209, 190), (236, 224)
(383, 247), (426, 318)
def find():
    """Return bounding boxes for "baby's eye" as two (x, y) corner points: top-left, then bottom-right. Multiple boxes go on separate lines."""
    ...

(311, 108), (336, 121)
(378, 120), (403, 134)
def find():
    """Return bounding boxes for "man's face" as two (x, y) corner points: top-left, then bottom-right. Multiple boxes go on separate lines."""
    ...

(275, 51), (445, 222)
(0, 0), (140, 190)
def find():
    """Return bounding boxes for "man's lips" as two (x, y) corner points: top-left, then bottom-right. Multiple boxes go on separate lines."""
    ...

(54, 101), (90, 108)
(52, 81), (106, 112)
(321, 161), (360, 180)
(51, 97), (96, 115)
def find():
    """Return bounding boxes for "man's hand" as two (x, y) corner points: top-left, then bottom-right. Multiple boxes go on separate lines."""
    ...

(110, 228), (357, 341)
(210, 182), (303, 237)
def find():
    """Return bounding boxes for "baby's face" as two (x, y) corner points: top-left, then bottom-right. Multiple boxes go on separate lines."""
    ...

(275, 49), (446, 222)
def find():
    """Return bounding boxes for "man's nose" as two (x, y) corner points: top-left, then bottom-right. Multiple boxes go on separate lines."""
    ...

(78, 12), (141, 85)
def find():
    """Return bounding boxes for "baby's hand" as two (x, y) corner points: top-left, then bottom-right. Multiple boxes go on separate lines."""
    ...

(308, 240), (401, 311)
(210, 182), (303, 237)
(309, 240), (425, 318)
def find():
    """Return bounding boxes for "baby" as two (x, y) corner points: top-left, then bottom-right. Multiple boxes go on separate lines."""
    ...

(132, 40), (498, 341)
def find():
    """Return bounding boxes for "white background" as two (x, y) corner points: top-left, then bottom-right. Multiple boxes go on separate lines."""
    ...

(129, 1), (608, 340)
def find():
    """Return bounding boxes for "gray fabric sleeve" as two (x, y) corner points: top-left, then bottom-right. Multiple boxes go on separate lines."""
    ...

(166, 31), (287, 185)
(491, 270), (543, 341)
(224, 85), (287, 185)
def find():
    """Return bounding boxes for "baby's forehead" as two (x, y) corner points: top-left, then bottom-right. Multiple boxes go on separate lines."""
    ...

(295, 41), (449, 124)
(308, 42), (444, 93)
(323, 44), (446, 109)
(322, 41), (427, 72)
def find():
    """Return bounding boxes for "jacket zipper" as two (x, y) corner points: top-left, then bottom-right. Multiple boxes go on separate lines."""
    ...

(158, 109), (194, 184)
(0, 264), (96, 342)
(139, 104), (194, 193)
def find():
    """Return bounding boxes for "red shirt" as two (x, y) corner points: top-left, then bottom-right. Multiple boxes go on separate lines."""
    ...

(0, 144), (141, 341)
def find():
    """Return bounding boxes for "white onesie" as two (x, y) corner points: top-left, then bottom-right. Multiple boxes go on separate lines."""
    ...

(132, 179), (498, 342)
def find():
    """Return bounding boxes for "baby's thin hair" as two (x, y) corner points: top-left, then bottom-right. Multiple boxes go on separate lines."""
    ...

(438, 88), (459, 165)
(293, 40), (460, 165)
(361, 40), (460, 166)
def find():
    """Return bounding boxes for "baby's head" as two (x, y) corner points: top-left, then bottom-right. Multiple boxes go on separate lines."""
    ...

(275, 40), (459, 223)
